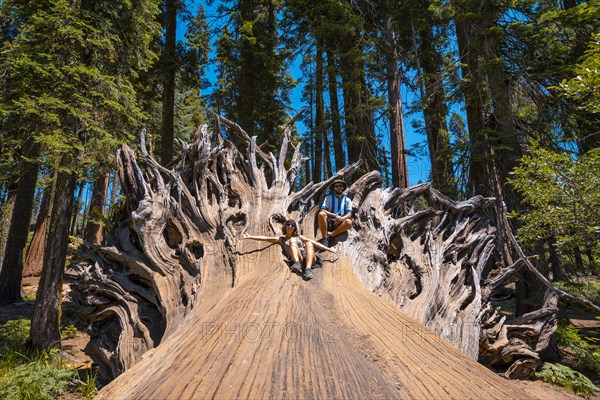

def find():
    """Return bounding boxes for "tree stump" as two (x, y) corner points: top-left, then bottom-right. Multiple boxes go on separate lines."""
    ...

(73, 119), (556, 384)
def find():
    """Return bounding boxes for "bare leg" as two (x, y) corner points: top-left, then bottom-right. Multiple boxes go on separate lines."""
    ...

(289, 240), (303, 264)
(318, 211), (328, 239)
(304, 242), (315, 270)
(331, 219), (352, 238)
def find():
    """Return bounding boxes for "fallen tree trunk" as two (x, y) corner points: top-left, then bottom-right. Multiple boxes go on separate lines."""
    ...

(74, 118), (559, 384)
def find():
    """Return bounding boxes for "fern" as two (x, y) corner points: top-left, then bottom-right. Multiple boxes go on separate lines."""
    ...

(1, 319), (96, 399)
(556, 323), (600, 374)
(534, 363), (599, 398)
(0, 361), (76, 400)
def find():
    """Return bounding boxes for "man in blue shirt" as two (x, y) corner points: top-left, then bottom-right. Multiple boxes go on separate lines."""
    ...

(318, 179), (353, 246)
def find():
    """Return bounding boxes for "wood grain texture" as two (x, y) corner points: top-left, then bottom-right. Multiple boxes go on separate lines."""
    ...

(97, 247), (530, 399)
(75, 121), (557, 389)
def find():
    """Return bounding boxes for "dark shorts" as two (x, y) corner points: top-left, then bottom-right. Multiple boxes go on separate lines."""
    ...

(327, 217), (340, 232)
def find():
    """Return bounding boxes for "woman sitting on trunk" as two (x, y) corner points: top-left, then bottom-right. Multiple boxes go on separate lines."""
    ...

(241, 219), (336, 281)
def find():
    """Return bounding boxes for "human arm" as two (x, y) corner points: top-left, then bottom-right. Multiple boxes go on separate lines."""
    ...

(339, 211), (351, 221)
(319, 210), (351, 227)
(240, 234), (280, 244)
(320, 208), (341, 219)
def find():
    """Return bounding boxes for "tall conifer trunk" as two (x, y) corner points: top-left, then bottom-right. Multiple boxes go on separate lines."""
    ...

(27, 159), (76, 350)
(23, 181), (53, 277)
(85, 172), (110, 245)
(454, 13), (489, 197)
(326, 45), (345, 170)
(417, 23), (455, 195)
(339, 33), (377, 172)
(107, 171), (119, 214)
(160, 0), (177, 165)
(383, 19), (408, 188)
(0, 181), (17, 272)
(70, 181), (85, 236)
(238, 0), (256, 138)
(313, 44), (325, 182)
(0, 140), (40, 305)
(455, 1), (537, 315)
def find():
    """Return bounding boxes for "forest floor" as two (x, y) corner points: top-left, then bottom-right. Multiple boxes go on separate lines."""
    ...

(1, 270), (598, 399)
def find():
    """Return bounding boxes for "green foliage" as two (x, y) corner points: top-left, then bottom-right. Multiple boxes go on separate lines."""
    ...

(60, 325), (79, 340)
(556, 323), (600, 374)
(0, 0), (162, 173)
(0, 356), (77, 400)
(0, 319), (97, 399)
(503, 0), (600, 150)
(21, 294), (35, 302)
(77, 369), (98, 399)
(510, 144), (600, 259)
(533, 362), (599, 397)
(0, 319), (90, 400)
(555, 279), (600, 307)
(0, 319), (30, 352)
(210, 0), (294, 147)
(558, 33), (600, 114)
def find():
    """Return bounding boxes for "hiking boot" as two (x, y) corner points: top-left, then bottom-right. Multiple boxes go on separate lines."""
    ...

(303, 268), (314, 280)
(290, 262), (303, 274)
(318, 236), (330, 248)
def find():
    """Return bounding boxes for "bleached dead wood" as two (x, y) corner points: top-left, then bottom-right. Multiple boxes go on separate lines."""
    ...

(73, 117), (561, 383)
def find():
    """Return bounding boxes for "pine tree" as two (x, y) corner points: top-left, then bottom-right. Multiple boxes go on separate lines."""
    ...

(0, 0), (161, 348)
(160, 0), (179, 165)
(211, 0), (293, 151)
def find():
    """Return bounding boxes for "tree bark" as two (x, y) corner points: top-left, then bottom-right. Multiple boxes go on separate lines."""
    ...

(160, 0), (177, 165)
(416, 23), (455, 195)
(326, 44), (346, 171)
(455, 9), (488, 198)
(339, 22), (377, 172)
(70, 180), (85, 236)
(0, 180), (17, 274)
(384, 19), (408, 189)
(454, 2), (526, 316)
(479, 19), (521, 212)
(27, 159), (76, 350)
(586, 247), (597, 274)
(548, 237), (565, 281)
(107, 171), (119, 214)
(573, 246), (585, 271)
(84, 171), (110, 245)
(323, 129), (333, 179)
(313, 43), (324, 182)
(0, 140), (40, 305)
(23, 181), (53, 277)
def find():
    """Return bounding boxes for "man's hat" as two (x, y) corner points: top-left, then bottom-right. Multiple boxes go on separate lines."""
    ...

(330, 179), (348, 189)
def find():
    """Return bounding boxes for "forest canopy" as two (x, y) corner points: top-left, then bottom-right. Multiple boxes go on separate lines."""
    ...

(0, 0), (599, 391)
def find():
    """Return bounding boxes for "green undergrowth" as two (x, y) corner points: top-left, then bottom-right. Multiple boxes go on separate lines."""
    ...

(555, 279), (600, 308)
(0, 318), (97, 400)
(534, 319), (600, 397)
(556, 322), (600, 375)
(534, 363), (599, 398)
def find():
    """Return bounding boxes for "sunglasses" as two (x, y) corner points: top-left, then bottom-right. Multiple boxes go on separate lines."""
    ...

(284, 222), (296, 227)
(333, 185), (345, 188)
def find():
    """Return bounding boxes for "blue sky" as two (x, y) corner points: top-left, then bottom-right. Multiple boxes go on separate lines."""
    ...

(183, 1), (431, 186)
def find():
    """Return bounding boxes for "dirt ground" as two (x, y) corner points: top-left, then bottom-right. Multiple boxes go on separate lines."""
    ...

(0, 274), (93, 371)
(1, 274), (598, 399)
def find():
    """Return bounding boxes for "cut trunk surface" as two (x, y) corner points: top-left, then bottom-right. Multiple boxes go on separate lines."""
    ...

(74, 120), (556, 392)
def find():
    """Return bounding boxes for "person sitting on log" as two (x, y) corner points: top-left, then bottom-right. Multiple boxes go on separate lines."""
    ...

(318, 179), (353, 247)
(242, 219), (336, 281)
